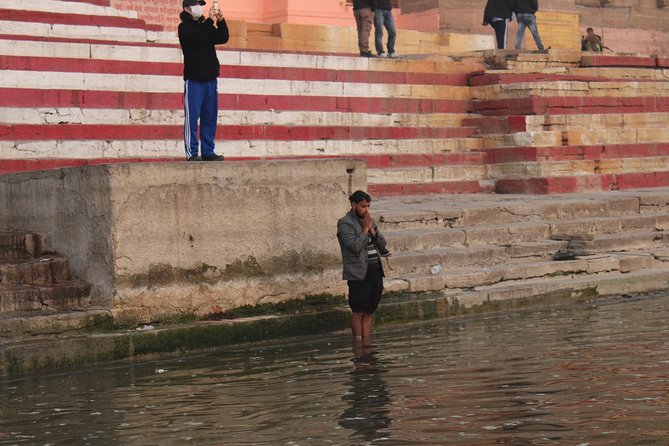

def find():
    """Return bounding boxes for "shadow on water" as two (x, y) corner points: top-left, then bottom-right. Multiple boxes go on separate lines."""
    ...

(339, 340), (392, 443)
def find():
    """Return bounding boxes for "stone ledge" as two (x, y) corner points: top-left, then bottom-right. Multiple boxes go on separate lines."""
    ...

(3, 271), (669, 378)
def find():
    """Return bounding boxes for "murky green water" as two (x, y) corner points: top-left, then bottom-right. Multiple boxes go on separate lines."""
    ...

(2, 296), (669, 445)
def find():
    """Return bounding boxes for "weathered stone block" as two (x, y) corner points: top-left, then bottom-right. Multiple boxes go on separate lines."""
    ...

(617, 254), (656, 272)
(0, 160), (365, 322)
(442, 268), (503, 288)
(405, 273), (446, 292)
(464, 226), (513, 245)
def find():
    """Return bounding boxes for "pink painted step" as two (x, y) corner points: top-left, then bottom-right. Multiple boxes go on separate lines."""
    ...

(0, 88), (472, 114)
(496, 171), (669, 194)
(0, 55), (469, 86)
(472, 97), (669, 116)
(370, 180), (495, 197)
(484, 143), (669, 164)
(0, 124), (476, 141)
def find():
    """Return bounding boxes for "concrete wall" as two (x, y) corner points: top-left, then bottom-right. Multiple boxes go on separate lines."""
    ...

(0, 159), (366, 323)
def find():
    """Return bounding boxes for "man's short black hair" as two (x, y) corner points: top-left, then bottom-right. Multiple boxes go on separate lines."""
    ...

(586, 27), (594, 32)
(349, 190), (371, 204)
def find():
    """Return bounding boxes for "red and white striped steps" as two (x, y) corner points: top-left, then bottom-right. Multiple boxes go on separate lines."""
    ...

(0, 25), (492, 195)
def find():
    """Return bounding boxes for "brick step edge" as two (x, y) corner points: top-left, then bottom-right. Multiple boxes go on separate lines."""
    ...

(0, 257), (70, 286)
(0, 280), (92, 313)
(0, 232), (47, 257)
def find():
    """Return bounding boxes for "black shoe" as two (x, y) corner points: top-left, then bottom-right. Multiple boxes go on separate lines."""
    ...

(360, 51), (374, 58)
(187, 156), (202, 161)
(202, 154), (224, 161)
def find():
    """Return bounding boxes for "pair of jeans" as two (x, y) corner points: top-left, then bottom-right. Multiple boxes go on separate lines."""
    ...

(374, 9), (396, 54)
(183, 79), (218, 159)
(354, 7), (374, 53)
(515, 13), (544, 50)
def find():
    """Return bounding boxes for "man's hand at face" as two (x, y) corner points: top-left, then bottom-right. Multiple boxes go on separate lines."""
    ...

(363, 212), (376, 237)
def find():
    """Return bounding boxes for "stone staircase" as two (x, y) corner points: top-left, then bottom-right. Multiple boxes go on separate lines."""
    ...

(375, 189), (669, 303)
(468, 51), (669, 194)
(4, 1), (669, 196)
(0, 231), (91, 315)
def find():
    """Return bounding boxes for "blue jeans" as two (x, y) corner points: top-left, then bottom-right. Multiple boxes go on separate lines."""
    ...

(374, 9), (396, 54)
(183, 79), (218, 159)
(515, 13), (544, 50)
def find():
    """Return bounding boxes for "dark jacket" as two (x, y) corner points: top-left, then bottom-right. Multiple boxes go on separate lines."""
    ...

(353, 0), (374, 10)
(511, 0), (538, 14)
(337, 211), (387, 281)
(375, 0), (393, 11)
(483, 0), (513, 24)
(178, 11), (230, 81)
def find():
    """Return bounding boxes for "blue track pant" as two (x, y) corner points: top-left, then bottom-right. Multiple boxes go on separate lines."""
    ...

(184, 79), (218, 159)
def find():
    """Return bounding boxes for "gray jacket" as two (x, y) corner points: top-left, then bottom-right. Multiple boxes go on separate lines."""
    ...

(337, 211), (387, 281)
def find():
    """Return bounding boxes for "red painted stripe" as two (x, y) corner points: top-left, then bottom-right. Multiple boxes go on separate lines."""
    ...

(468, 72), (620, 87)
(0, 56), (468, 86)
(0, 9), (163, 31)
(0, 55), (181, 76)
(0, 33), (178, 49)
(0, 124), (475, 141)
(495, 171), (669, 194)
(369, 180), (494, 196)
(55, 0), (110, 5)
(0, 88), (471, 113)
(473, 97), (669, 116)
(484, 143), (669, 163)
(0, 157), (181, 174)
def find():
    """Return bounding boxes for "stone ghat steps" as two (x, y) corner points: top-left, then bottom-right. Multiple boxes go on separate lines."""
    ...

(384, 213), (669, 252)
(374, 191), (665, 231)
(384, 230), (666, 277)
(0, 231), (92, 314)
(389, 252), (665, 295)
(0, 307), (110, 339)
(0, 37), (481, 171)
(0, 11), (169, 44)
(1, 0), (125, 17)
(375, 189), (669, 295)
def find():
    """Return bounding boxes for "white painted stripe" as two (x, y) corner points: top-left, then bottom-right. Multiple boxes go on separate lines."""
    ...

(0, 70), (471, 99)
(0, 107), (473, 127)
(0, 0), (138, 18)
(0, 38), (474, 73)
(0, 21), (152, 43)
(183, 81), (190, 159)
(368, 165), (491, 184)
(0, 138), (482, 159)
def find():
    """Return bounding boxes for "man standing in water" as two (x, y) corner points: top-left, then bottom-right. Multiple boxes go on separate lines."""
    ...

(337, 190), (389, 341)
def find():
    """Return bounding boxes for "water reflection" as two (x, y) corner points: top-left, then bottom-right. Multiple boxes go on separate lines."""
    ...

(1, 296), (669, 445)
(339, 340), (391, 442)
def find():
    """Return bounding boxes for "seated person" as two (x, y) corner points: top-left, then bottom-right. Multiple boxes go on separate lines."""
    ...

(582, 27), (608, 52)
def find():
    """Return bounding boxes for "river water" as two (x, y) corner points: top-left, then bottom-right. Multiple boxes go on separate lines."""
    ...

(2, 295), (669, 445)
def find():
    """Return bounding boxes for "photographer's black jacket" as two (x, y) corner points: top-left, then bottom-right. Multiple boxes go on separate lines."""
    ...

(483, 0), (513, 24)
(353, 0), (375, 10)
(178, 11), (229, 81)
(375, 0), (393, 10)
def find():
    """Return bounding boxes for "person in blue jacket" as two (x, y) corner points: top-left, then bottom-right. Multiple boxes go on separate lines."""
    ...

(178, 0), (229, 161)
